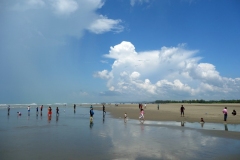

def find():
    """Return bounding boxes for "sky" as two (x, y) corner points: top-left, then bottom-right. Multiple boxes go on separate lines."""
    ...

(0, 0), (240, 104)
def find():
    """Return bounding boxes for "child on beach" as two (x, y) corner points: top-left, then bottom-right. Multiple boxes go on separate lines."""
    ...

(139, 109), (144, 120)
(232, 109), (236, 116)
(124, 113), (127, 122)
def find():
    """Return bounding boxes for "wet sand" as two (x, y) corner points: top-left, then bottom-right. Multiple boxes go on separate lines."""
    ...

(1, 105), (240, 159)
(95, 103), (240, 124)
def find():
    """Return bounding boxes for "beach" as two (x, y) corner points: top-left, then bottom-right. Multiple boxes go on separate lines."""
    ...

(1, 104), (240, 160)
(95, 103), (240, 124)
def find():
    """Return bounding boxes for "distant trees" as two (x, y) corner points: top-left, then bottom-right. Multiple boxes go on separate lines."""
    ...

(155, 99), (240, 104)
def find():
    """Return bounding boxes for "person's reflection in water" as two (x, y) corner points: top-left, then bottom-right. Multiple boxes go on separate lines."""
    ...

(56, 114), (59, 122)
(181, 121), (185, 127)
(200, 118), (205, 128)
(141, 123), (144, 131)
(48, 115), (52, 123)
(224, 124), (228, 131)
(90, 121), (94, 129)
(103, 114), (105, 123)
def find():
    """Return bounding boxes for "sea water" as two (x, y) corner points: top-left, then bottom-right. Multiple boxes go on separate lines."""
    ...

(0, 105), (240, 160)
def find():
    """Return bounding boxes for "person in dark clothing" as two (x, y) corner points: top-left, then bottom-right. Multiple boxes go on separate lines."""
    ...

(180, 105), (185, 117)
(103, 105), (106, 115)
(90, 108), (94, 121)
(232, 109), (236, 116)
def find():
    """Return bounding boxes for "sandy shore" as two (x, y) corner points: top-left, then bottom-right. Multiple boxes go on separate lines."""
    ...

(94, 103), (240, 124)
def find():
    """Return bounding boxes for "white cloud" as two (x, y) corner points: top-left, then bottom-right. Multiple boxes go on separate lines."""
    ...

(95, 41), (240, 100)
(94, 70), (112, 80)
(130, 71), (140, 79)
(51, 0), (78, 15)
(87, 15), (124, 34)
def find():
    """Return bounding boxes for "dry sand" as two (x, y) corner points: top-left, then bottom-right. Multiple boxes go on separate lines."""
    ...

(95, 103), (240, 124)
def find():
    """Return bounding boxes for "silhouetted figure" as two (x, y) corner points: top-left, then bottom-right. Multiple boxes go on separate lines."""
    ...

(180, 105), (185, 117)
(232, 109), (237, 116)
(74, 104), (76, 113)
(8, 105), (10, 115)
(56, 107), (59, 116)
(103, 105), (106, 115)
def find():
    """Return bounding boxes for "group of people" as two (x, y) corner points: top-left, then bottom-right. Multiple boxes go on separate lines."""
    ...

(7, 104), (238, 124)
(222, 107), (237, 122)
(180, 105), (237, 123)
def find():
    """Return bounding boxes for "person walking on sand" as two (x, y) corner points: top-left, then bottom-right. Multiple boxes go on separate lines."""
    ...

(180, 105), (185, 117)
(222, 107), (228, 122)
(103, 104), (106, 115)
(144, 103), (147, 109)
(157, 104), (159, 110)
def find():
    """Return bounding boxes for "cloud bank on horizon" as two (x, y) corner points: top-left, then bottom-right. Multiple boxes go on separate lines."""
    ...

(95, 41), (240, 100)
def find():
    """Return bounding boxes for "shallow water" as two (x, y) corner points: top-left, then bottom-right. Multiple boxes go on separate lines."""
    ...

(0, 105), (240, 160)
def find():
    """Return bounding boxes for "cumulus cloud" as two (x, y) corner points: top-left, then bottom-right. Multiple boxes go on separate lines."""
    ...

(95, 41), (240, 100)
(94, 70), (112, 80)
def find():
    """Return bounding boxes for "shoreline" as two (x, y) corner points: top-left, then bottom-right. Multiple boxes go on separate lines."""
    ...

(94, 103), (240, 124)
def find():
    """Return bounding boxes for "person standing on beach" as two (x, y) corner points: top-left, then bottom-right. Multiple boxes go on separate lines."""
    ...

(157, 104), (159, 110)
(124, 113), (128, 123)
(40, 105), (43, 112)
(144, 103), (147, 109)
(74, 104), (76, 112)
(180, 105), (185, 117)
(222, 107), (228, 122)
(8, 105), (10, 115)
(103, 105), (106, 115)
(56, 107), (59, 115)
(36, 106), (38, 114)
(90, 108), (94, 121)
(48, 106), (52, 116)
(27, 106), (30, 115)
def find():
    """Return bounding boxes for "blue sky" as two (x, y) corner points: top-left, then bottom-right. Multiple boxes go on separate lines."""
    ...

(0, 0), (240, 104)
